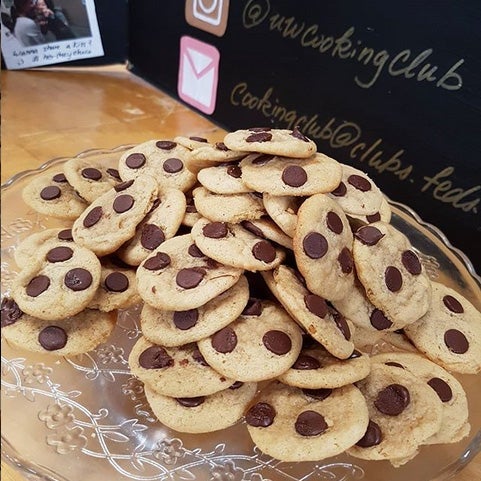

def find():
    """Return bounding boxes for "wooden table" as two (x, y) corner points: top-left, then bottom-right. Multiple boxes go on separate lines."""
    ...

(1, 65), (480, 481)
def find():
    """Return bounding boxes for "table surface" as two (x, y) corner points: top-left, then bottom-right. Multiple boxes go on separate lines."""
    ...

(1, 65), (479, 481)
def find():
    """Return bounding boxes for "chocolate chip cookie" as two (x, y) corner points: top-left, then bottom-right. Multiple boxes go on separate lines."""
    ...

(245, 380), (369, 462)
(224, 127), (317, 158)
(197, 300), (303, 382)
(72, 175), (158, 256)
(293, 193), (355, 301)
(136, 234), (242, 311)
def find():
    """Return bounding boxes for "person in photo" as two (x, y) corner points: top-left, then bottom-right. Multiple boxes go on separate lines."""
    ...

(35, 0), (75, 41)
(9, 0), (48, 45)
(10, 0), (47, 45)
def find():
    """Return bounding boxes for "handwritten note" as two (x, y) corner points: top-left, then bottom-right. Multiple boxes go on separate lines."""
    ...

(1, 0), (103, 70)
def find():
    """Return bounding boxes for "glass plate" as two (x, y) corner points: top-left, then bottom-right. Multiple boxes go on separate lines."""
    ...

(1, 146), (480, 481)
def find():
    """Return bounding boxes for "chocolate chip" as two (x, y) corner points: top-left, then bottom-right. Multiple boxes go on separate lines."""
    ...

(444, 329), (469, 354)
(366, 212), (381, 223)
(295, 410), (328, 436)
(291, 126), (309, 142)
(385, 266), (403, 292)
(370, 309), (393, 330)
(173, 309), (198, 330)
(241, 220), (264, 238)
(302, 232), (328, 259)
(176, 268), (206, 289)
(401, 250), (422, 275)
(143, 252), (171, 270)
(113, 194), (134, 213)
(227, 165), (242, 178)
(443, 295), (464, 314)
(374, 384), (410, 416)
(190, 136), (208, 142)
(246, 132), (272, 143)
(262, 330), (292, 355)
(331, 181), (347, 197)
(349, 350), (362, 359)
(139, 346), (174, 369)
(114, 180), (134, 192)
(385, 362), (404, 368)
(326, 211), (343, 234)
(40, 186), (61, 200)
(282, 165), (308, 187)
(242, 298), (263, 316)
(192, 348), (209, 366)
(156, 140), (177, 150)
(185, 196), (197, 213)
(215, 142), (229, 151)
(81, 168), (102, 181)
(356, 420), (382, 447)
(229, 381), (244, 390)
(199, 255), (217, 272)
(46, 246), (73, 263)
(302, 388), (332, 400)
(211, 327), (237, 353)
(64, 268), (92, 291)
(38, 326), (67, 351)
(106, 168), (121, 180)
(348, 174), (372, 191)
(126, 153), (146, 169)
(83, 206), (103, 227)
(57, 229), (73, 241)
(105, 272), (129, 292)
(354, 225), (384, 245)
(26, 275), (50, 297)
(204, 258), (220, 270)
(52, 173), (67, 183)
(1, 298), (23, 327)
(203, 222), (228, 239)
(252, 154), (274, 165)
(148, 197), (161, 213)
(176, 396), (205, 407)
(427, 377), (453, 402)
(163, 158), (184, 173)
(338, 247), (354, 274)
(188, 244), (204, 257)
(252, 240), (276, 263)
(245, 402), (276, 427)
(293, 354), (321, 370)
(140, 224), (165, 250)
(332, 311), (351, 340)
(304, 294), (328, 318)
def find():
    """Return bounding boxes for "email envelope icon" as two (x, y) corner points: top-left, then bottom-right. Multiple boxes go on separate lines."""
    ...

(178, 36), (220, 115)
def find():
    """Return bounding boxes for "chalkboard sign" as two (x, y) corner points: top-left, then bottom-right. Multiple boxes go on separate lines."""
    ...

(128, 0), (481, 271)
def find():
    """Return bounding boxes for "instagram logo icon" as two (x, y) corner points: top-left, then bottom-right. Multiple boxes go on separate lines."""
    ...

(185, 0), (230, 37)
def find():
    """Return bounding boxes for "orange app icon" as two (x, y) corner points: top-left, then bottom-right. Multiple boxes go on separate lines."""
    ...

(185, 0), (230, 37)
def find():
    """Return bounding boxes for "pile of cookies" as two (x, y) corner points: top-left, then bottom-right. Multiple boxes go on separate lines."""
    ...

(2, 127), (480, 467)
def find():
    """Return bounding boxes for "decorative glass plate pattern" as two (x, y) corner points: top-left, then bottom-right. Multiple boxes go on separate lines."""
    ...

(1, 146), (480, 481)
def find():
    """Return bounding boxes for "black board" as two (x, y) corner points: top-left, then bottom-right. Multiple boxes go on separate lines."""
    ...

(128, 0), (481, 271)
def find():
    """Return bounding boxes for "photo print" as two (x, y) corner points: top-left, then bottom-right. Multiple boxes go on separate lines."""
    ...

(1, 0), (103, 69)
